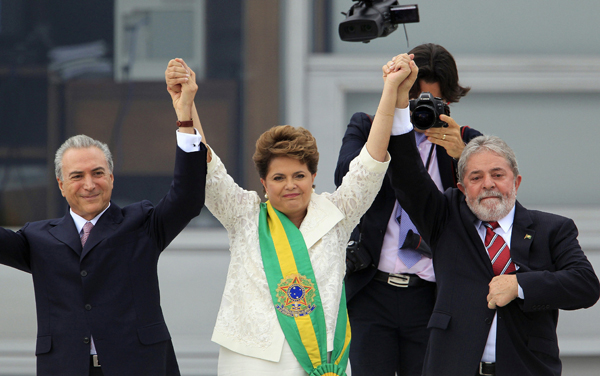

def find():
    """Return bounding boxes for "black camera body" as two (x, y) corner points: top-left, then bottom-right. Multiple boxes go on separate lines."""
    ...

(345, 233), (372, 275)
(409, 92), (450, 130)
(339, 1), (419, 43)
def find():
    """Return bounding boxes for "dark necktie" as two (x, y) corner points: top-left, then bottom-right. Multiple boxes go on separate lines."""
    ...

(81, 222), (94, 246)
(396, 205), (423, 268)
(483, 221), (516, 275)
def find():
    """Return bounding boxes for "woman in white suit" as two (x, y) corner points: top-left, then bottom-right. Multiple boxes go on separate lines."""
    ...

(165, 55), (417, 376)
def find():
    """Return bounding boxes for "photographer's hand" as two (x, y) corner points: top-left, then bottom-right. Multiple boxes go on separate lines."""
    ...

(425, 114), (465, 159)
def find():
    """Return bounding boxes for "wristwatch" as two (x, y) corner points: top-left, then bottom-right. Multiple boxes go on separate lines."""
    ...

(176, 120), (193, 127)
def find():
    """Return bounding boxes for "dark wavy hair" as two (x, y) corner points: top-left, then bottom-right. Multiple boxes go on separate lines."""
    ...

(409, 43), (470, 103)
(253, 125), (319, 180)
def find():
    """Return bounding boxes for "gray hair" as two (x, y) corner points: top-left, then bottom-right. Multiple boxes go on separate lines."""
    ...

(54, 135), (113, 180)
(457, 135), (519, 183)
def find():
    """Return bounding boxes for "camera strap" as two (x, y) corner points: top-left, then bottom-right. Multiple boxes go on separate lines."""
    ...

(415, 131), (435, 171)
(424, 142), (435, 171)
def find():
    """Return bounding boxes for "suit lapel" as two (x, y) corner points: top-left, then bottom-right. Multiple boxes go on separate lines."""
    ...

(49, 214), (82, 256)
(509, 201), (535, 270)
(300, 194), (344, 250)
(459, 197), (496, 275)
(81, 202), (124, 260)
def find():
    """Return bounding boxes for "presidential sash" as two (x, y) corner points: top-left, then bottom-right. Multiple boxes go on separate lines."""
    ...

(259, 201), (351, 376)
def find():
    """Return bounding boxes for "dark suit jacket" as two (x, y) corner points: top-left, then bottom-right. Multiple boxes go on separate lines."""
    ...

(334, 112), (482, 300)
(0, 144), (207, 376)
(387, 132), (600, 376)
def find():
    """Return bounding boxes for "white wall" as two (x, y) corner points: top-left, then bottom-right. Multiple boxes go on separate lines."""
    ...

(329, 0), (600, 56)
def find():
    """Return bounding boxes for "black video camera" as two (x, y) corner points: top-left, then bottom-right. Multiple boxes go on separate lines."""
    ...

(409, 92), (450, 130)
(339, 1), (419, 43)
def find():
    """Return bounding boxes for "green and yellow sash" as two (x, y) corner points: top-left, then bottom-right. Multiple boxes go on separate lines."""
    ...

(259, 201), (351, 376)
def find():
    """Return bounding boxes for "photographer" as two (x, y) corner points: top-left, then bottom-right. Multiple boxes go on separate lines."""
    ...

(334, 43), (482, 376)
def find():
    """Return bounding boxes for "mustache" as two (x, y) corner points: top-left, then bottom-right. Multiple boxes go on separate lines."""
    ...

(477, 190), (503, 203)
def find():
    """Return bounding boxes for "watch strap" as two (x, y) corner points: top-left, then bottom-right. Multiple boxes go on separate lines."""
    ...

(177, 120), (194, 127)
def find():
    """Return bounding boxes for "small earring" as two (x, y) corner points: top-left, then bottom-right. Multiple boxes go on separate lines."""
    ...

(312, 188), (315, 193)
(265, 193), (269, 199)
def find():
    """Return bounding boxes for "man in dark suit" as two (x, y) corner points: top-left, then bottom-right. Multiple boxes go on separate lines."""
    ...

(0, 60), (206, 376)
(386, 102), (600, 375)
(335, 44), (481, 376)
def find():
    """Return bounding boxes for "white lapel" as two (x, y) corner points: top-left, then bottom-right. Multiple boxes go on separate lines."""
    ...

(300, 194), (344, 250)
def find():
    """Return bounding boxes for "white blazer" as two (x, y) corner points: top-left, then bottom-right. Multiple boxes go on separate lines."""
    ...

(205, 146), (389, 362)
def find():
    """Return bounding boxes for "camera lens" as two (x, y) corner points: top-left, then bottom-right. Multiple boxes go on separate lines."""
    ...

(411, 106), (436, 130)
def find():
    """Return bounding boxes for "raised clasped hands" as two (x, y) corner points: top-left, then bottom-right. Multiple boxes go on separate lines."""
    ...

(424, 114), (466, 159)
(382, 53), (418, 109)
(165, 58), (198, 122)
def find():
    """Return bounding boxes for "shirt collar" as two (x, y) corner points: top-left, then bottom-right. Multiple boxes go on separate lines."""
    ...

(414, 131), (429, 146)
(70, 203), (111, 234)
(475, 204), (516, 233)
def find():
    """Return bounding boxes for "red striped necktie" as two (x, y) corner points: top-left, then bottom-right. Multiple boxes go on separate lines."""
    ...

(483, 221), (516, 275)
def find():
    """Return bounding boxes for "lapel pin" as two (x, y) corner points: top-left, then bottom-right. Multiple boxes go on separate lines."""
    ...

(524, 234), (532, 240)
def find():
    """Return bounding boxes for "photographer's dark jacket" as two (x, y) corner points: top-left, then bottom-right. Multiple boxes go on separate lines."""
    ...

(334, 111), (482, 301)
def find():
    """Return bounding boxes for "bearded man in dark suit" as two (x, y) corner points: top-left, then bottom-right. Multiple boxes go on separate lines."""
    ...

(386, 98), (599, 375)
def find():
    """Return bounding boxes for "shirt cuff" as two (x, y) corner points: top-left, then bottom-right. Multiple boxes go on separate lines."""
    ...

(176, 129), (203, 152)
(518, 284), (524, 299)
(359, 144), (391, 171)
(391, 107), (413, 136)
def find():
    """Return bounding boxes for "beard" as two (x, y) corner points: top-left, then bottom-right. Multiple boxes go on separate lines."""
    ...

(465, 184), (517, 222)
